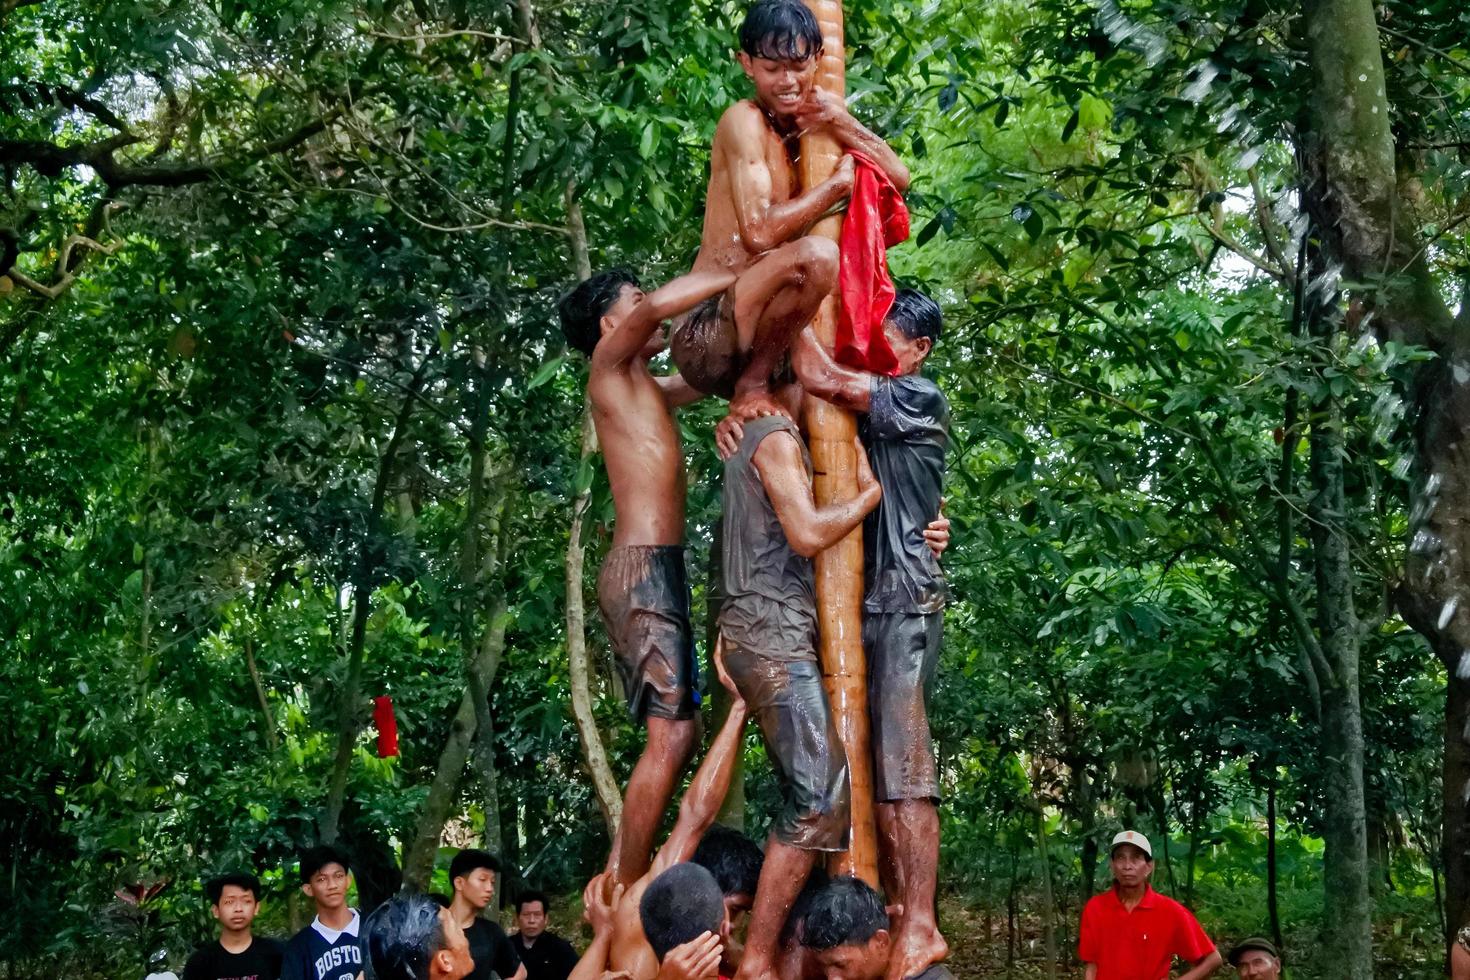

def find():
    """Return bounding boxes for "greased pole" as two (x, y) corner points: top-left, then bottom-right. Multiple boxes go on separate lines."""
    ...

(798, 0), (877, 885)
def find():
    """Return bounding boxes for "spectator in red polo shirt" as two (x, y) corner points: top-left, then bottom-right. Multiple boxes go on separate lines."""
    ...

(1078, 831), (1222, 980)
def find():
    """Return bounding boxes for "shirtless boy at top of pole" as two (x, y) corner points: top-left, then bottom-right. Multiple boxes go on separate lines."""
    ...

(559, 265), (738, 889)
(669, 0), (911, 419)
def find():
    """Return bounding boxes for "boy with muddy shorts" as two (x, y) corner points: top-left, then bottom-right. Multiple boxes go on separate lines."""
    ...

(669, 0), (911, 418)
(789, 289), (950, 980)
(717, 404), (882, 980)
(559, 264), (738, 888)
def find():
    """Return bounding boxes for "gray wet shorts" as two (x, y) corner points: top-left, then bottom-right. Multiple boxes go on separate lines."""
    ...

(865, 611), (943, 802)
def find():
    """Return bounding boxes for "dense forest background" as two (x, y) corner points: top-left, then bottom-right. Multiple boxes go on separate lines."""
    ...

(4, 0), (1470, 977)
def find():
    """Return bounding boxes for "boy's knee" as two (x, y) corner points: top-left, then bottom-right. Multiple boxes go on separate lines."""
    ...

(790, 237), (839, 290)
(648, 717), (699, 763)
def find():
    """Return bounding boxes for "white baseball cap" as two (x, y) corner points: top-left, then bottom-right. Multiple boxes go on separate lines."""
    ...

(1110, 830), (1153, 858)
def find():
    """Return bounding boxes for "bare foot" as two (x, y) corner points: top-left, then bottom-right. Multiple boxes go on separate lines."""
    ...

(728, 387), (791, 421)
(885, 921), (949, 980)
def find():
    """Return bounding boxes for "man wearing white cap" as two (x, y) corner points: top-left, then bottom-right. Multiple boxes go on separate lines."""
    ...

(1077, 831), (1222, 980)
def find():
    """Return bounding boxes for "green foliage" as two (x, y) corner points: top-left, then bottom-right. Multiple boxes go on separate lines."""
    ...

(1, 0), (1466, 976)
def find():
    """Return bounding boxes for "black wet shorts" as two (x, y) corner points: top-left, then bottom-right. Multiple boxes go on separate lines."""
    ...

(670, 291), (743, 399)
(597, 546), (698, 723)
(722, 640), (850, 851)
(865, 611), (943, 802)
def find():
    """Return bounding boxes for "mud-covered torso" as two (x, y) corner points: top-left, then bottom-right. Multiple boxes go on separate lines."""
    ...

(588, 359), (687, 547)
(694, 100), (802, 273)
(719, 415), (817, 656)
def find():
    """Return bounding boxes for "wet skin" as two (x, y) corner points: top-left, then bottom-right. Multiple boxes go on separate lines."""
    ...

(588, 268), (734, 887)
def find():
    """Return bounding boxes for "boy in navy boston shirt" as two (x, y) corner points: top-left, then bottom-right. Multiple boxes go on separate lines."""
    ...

(280, 846), (364, 980)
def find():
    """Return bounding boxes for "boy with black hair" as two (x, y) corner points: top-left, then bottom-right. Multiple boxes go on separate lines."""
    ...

(663, 0), (911, 420)
(572, 648), (758, 980)
(363, 892), (474, 980)
(448, 849), (526, 980)
(799, 877), (954, 980)
(510, 891), (578, 980)
(281, 846), (363, 980)
(184, 873), (283, 980)
(786, 288), (951, 980)
(558, 264), (736, 892)
(639, 864), (726, 980)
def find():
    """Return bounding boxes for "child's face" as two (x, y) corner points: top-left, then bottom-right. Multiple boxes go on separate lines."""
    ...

(738, 52), (819, 121)
(602, 283), (665, 357)
(211, 885), (258, 932)
(302, 863), (350, 911)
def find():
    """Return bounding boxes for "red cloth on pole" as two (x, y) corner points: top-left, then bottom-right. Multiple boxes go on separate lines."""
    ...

(836, 150), (910, 376)
(373, 695), (399, 758)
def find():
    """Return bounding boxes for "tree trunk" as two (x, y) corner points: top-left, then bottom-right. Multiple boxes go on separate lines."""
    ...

(1305, 383), (1372, 980)
(1267, 764), (1283, 951)
(563, 182), (623, 837)
(401, 591), (509, 889)
(321, 361), (428, 844)
(1034, 805), (1059, 980)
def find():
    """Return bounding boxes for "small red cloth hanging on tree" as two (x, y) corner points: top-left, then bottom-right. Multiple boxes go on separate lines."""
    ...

(835, 150), (911, 376)
(373, 695), (399, 758)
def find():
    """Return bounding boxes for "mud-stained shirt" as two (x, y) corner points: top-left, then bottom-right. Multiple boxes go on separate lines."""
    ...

(719, 415), (818, 660)
(861, 373), (950, 613)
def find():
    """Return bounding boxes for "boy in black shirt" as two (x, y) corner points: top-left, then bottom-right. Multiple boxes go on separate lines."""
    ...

(280, 845), (364, 980)
(788, 289), (950, 980)
(448, 849), (525, 980)
(184, 872), (283, 980)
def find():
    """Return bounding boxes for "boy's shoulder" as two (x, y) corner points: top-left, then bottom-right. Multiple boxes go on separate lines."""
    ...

(714, 99), (766, 138)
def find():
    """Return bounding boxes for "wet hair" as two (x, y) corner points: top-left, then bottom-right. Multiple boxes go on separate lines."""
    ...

(448, 848), (501, 885)
(885, 289), (942, 345)
(205, 872), (261, 904)
(692, 825), (764, 899)
(798, 876), (889, 951)
(364, 892), (447, 980)
(739, 0), (823, 62)
(639, 863), (726, 962)
(298, 845), (351, 885)
(558, 269), (639, 357)
(515, 889), (550, 914)
(780, 867), (830, 945)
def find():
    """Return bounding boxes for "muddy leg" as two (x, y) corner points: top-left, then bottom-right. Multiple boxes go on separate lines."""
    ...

(728, 236), (839, 417)
(732, 834), (820, 980)
(606, 716), (698, 887)
(882, 799), (948, 980)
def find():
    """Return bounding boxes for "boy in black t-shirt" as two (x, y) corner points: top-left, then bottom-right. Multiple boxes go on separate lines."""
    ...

(184, 872), (284, 980)
(786, 289), (951, 980)
(448, 849), (526, 980)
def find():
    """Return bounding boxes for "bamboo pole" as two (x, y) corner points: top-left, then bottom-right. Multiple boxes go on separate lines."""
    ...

(798, 0), (877, 885)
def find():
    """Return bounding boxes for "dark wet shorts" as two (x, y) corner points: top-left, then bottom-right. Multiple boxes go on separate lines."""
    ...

(670, 291), (743, 400)
(597, 546), (698, 723)
(722, 639), (850, 851)
(865, 611), (943, 802)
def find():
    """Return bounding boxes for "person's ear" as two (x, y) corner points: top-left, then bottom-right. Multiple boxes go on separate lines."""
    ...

(737, 51), (755, 78)
(914, 337), (932, 360)
(300, 882), (312, 898)
(430, 946), (454, 978)
(872, 928), (891, 957)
